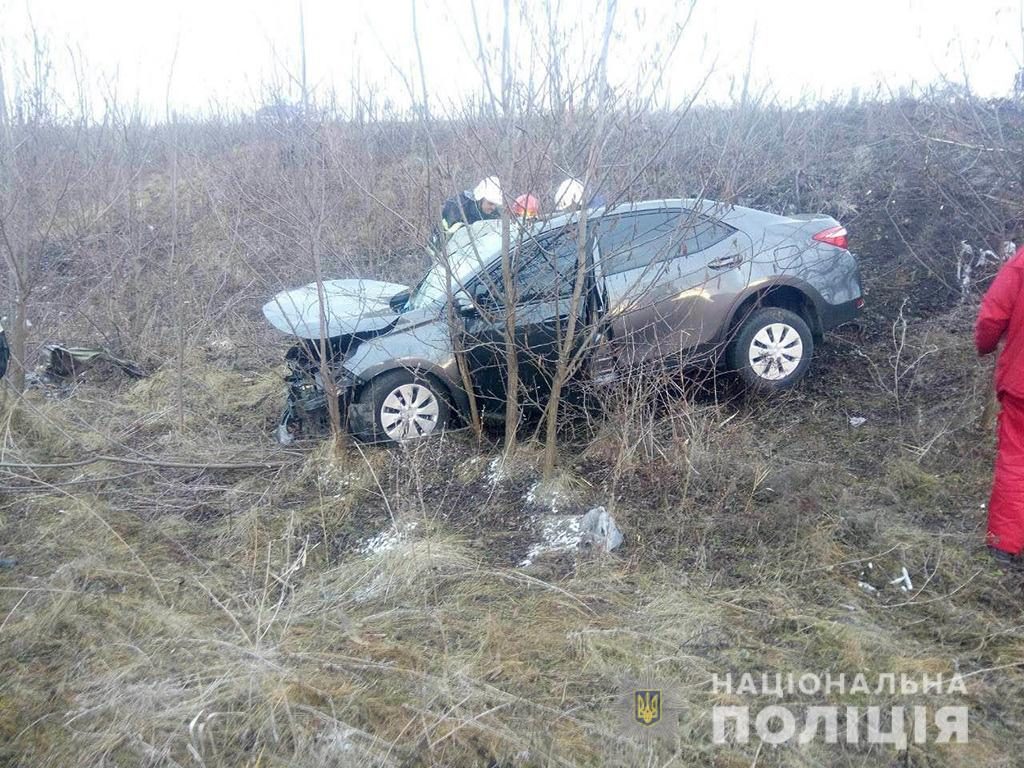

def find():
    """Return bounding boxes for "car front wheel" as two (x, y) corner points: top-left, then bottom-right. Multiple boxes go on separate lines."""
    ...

(728, 307), (813, 392)
(350, 369), (450, 443)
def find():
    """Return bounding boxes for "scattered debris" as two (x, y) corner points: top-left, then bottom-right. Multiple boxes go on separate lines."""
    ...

(857, 561), (913, 595)
(848, 416), (867, 428)
(578, 506), (624, 553)
(518, 506), (625, 566)
(277, 422), (295, 446)
(857, 561), (882, 594)
(958, 240), (1017, 302)
(889, 567), (913, 592)
(43, 345), (146, 381)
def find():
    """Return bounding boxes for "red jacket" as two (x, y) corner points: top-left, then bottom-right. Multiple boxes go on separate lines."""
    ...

(976, 245), (1024, 397)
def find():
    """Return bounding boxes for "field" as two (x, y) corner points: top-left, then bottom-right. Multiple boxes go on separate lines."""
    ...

(1, 92), (1024, 766)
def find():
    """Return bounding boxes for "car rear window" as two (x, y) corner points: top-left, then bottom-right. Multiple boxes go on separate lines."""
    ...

(598, 211), (734, 276)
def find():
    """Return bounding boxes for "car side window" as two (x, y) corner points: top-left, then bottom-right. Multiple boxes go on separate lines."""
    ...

(684, 217), (734, 254)
(515, 232), (581, 304)
(598, 213), (678, 275)
(598, 211), (734, 276)
(471, 231), (582, 307)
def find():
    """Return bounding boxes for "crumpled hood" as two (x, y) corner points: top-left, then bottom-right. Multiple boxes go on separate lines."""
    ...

(263, 279), (409, 339)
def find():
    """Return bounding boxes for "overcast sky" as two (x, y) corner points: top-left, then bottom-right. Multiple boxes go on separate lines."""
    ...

(1, 0), (1022, 118)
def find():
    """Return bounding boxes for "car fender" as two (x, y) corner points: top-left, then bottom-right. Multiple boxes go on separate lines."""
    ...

(720, 277), (828, 341)
(342, 322), (472, 419)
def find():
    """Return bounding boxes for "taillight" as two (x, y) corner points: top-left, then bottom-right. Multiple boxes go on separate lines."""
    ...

(812, 225), (848, 250)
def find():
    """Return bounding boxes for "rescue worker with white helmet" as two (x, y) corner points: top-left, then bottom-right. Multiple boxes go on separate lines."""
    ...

(554, 177), (607, 212)
(438, 177), (503, 240)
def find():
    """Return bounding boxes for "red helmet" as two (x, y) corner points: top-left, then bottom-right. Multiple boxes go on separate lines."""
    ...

(511, 193), (540, 219)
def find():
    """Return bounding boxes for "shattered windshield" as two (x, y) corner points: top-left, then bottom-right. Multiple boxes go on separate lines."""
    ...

(405, 220), (527, 311)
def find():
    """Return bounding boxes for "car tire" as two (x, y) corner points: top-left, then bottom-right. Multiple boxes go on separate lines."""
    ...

(728, 307), (813, 392)
(349, 369), (450, 444)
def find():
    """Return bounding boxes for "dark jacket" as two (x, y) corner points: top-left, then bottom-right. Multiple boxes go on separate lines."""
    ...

(441, 191), (498, 231)
(431, 191), (499, 251)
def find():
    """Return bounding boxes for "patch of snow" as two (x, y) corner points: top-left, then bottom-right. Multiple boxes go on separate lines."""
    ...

(524, 481), (538, 505)
(321, 727), (356, 752)
(317, 465), (365, 499)
(352, 571), (387, 603)
(522, 481), (565, 513)
(486, 456), (505, 484)
(518, 514), (582, 566)
(549, 489), (562, 514)
(357, 520), (418, 555)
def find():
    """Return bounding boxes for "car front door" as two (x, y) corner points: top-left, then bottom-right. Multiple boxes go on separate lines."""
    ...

(596, 209), (753, 367)
(461, 227), (591, 416)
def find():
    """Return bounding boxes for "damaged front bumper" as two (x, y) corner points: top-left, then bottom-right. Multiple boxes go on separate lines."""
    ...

(277, 343), (359, 445)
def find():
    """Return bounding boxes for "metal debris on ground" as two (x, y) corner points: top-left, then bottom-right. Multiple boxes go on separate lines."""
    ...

(889, 567), (913, 592)
(518, 506), (625, 567)
(44, 345), (146, 380)
(579, 506), (624, 553)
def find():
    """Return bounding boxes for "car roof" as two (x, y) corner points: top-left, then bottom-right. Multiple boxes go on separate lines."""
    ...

(536, 198), (744, 234)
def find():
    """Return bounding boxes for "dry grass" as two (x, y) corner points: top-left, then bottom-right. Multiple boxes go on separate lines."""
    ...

(2, 89), (1024, 765)
(2, 306), (1024, 767)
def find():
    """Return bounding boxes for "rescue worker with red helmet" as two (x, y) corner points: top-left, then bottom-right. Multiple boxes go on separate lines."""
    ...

(511, 193), (540, 220)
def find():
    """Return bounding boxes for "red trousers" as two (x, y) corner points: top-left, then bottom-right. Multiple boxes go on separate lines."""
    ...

(988, 393), (1024, 555)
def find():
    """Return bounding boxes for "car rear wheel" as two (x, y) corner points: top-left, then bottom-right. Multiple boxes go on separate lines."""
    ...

(729, 307), (813, 392)
(350, 369), (450, 444)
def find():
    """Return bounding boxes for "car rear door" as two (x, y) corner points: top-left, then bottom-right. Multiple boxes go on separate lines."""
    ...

(596, 209), (753, 366)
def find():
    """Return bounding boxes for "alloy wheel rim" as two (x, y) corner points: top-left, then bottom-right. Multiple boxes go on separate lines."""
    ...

(380, 383), (440, 441)
(748, 322), (803, 380)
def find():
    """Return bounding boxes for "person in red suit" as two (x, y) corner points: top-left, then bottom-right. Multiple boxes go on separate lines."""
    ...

(976, 244), (1024, 567)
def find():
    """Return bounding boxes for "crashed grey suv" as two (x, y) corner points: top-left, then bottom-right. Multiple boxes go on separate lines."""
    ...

(264, 199), (863, 444)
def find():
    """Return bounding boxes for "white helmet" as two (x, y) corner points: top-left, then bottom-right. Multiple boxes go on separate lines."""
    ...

(554, 178), (584, 211)
(473, 176), (503, 206)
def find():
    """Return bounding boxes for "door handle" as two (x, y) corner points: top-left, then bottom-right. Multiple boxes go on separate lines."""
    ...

(707, 254), (742, 270)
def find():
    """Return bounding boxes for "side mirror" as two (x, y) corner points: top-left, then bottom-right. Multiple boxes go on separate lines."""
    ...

(389, 291), (410, 311)
(453, 295), (478, 317)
